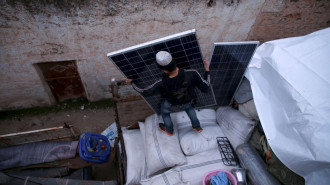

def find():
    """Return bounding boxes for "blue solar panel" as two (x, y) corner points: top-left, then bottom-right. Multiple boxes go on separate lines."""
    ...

(107, 30), (216, 114)
(209, 42), (259, 106)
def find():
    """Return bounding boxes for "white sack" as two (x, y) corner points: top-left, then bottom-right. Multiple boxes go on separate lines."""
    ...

(179, 125), (225, 156)
(238, 99), (259, 121)
(245, 28), (330, 184)
(172, 109), (216, 126)
(140, 169), (187, 185)
(173, 109), (223, 155)
(175, 148), (237, 185)
(143, 114), (186, 176)
(216, 106), (256, 150)
(121, 127), (146, 185)
(234, 77), (253, 104)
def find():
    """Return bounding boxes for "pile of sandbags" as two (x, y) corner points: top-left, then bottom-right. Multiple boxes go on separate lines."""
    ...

(122, 107), (256, 185)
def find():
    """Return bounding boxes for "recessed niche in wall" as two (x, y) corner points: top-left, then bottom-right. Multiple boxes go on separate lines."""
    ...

(36, 60), (86, 102)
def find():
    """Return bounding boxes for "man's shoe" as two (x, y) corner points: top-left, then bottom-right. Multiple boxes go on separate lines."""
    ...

(158, 123), (174, 136)
(192, 126), (203, 133)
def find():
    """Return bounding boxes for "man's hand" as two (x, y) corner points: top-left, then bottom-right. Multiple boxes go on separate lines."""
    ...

(124, 78), (132, 85)
(204, 58), (210, 71)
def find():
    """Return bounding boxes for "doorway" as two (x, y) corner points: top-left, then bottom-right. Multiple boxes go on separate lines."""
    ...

(37, 61), (86, 102)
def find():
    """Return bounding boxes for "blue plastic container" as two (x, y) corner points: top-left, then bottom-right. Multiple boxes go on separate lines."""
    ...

(79, 133), (111, 163)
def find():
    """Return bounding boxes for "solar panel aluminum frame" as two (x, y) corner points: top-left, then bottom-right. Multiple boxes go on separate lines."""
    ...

(107, 29), (196, 57)
(209, 41), (259, 106)
(107, 29), (217, 114)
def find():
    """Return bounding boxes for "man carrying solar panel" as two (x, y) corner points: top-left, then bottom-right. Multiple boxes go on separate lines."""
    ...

(125, 51), (210, 136)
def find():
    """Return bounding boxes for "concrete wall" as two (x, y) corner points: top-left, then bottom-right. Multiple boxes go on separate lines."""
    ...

(0, 0), (329, 110)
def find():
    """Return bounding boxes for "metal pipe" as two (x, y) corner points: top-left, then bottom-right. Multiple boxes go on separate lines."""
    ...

(236, 143), (281, 185)
(115, 138), (124, 185)
(110, 79), (125, 185)
(0, 126), (68, 138)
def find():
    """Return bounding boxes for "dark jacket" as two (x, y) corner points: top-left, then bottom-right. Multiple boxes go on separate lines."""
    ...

(132, 69), (210, 105)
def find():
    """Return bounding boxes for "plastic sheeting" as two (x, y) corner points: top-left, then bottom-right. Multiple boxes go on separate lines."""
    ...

(245, 28), (330, 184)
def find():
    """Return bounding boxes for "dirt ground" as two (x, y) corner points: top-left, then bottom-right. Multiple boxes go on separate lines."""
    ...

(0, 98), (154, 181)
(0, 99), (153, 137)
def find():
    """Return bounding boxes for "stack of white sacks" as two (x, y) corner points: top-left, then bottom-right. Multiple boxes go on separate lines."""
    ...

(122, 107), (256, 185)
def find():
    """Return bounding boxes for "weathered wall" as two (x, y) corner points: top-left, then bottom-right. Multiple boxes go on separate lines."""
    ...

(248, 0), (330, 42)
(0, 0), (329, 110)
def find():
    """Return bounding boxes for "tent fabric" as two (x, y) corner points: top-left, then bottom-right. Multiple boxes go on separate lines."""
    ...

(245, 28), (330, 184)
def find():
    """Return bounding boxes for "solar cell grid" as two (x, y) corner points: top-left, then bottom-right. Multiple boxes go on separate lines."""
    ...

(108, 30), (216, 114)
(209, 42), (258, 106)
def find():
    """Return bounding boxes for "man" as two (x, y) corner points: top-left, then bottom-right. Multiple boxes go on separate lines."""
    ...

(125, 51), (210, 136)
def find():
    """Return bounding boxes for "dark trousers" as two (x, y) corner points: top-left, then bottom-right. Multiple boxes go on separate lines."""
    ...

(160, 100), (201, 132)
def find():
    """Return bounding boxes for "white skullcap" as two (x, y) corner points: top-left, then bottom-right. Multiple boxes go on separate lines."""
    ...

(156, 51), (172, 66)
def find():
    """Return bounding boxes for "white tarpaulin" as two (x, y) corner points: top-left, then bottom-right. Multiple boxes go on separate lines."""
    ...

(245, 28), (330, 184)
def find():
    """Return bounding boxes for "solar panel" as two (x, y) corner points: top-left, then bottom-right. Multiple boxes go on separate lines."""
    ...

(209, 42), (259, 106)
(107, 29), (216, 114)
